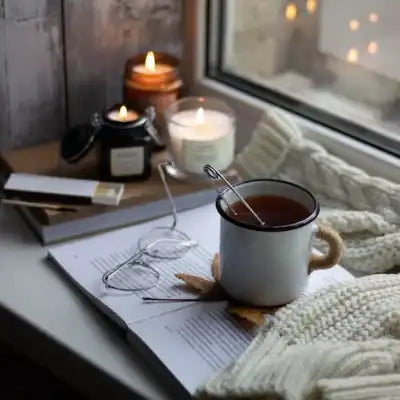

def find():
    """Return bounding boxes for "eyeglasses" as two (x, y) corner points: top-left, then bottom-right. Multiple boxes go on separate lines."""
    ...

(102, 237), (198, 291)
(101, 160), (198, 292)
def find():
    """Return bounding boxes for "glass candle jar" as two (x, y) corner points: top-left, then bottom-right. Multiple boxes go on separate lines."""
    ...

(97, 105), (153, 182)
(124, 52), (182, 126)
(164, 97), (236, 179)
(61, 105), (156, 182)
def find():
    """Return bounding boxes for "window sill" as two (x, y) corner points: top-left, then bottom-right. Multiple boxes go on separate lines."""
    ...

(193, 77), (400, 183)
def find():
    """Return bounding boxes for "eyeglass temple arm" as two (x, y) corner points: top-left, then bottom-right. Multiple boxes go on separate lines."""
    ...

(102, 248), (145, 287)
(158, 160), (177, 231)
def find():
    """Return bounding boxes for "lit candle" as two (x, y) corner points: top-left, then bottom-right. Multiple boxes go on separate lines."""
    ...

(132, 51), (174, 75)
(347, 48), (359, 64)
(367, 41), (378, 54)
(124, 51), (181, 124)
(168, 103), (235, 174)
(369, 12), (378, 23)
(285, 3), (297, 20)
(349, 19), (360, 31)
(107, 105), (138, 123)
(100, 105), (152, 181)
(306, 0), (317, 14)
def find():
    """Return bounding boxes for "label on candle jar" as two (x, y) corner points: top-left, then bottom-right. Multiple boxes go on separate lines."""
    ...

(182, 133), (234, 174)
(111, 147), (144, 176)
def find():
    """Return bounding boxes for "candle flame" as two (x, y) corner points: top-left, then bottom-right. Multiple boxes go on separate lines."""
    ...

(196, 107), (205, 124)
(145, 51), (156, 72)
(119, 105), (128, 119)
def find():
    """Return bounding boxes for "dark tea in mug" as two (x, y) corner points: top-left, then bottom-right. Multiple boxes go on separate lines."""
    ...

(228, 195), (310, 226)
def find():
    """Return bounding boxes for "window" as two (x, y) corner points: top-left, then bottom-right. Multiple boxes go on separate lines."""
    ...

(206, 0), (400, 157)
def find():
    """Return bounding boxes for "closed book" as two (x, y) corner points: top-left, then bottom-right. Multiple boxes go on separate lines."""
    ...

(0, 141), (216, 244)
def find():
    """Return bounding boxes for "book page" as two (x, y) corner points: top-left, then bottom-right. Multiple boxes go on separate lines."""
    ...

(128, 301), (256, 394)
(127, 264), (354, 394)
(48, 204), (221, 325)
(306, 264), (354, 294)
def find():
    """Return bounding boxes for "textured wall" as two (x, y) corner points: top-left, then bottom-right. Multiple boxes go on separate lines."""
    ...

(0, 0), (182, 151)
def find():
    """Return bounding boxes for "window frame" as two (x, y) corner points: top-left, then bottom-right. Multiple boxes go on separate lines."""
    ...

(183, 0), (400, 183)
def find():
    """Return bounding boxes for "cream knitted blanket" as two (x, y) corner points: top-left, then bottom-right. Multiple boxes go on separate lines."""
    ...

(199, 275), (400, 399)
(235, 110), (400, 274)
(197, 110), (400, 399)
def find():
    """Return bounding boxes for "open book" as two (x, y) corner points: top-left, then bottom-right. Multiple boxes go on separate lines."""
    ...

(48, 204), (354, 395)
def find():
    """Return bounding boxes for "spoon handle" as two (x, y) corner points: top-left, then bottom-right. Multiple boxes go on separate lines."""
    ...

(203, 164), (265, 226)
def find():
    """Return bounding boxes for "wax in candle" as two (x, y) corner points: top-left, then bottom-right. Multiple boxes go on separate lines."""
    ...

(107, 106), (138, 122)
(132, 63), (173, 75)
(133, 51), (174, 75)
(168, 109), (234, 174)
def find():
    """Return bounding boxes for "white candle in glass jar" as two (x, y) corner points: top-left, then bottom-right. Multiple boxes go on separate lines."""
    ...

(168, 107), (235, 174)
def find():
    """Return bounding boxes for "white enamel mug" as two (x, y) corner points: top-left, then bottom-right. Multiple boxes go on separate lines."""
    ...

(216, 179), (342, 307)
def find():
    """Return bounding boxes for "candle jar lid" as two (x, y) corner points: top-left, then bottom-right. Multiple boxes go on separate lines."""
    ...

(61, 114), (102, 163)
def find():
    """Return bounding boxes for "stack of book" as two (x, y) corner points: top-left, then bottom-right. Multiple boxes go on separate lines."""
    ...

(0, 142), (216, 244)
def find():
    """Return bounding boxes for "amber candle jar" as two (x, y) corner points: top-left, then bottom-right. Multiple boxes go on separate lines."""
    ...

(123, 51), (182, 125)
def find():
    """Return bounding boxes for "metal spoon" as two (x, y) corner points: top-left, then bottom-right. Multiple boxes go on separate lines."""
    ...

(203, 164), (265, 226)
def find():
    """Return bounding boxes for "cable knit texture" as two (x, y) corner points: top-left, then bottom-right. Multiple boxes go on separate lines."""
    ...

(235, 109), (400, 273)
(197, 110), (400, 399)
(198, 275), (400, 399)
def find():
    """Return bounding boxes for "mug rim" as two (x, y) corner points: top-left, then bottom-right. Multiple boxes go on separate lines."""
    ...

(216, 178), (320, 232)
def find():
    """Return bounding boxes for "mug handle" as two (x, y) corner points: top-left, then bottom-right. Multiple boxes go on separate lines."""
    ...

(308, 224), (343, 274)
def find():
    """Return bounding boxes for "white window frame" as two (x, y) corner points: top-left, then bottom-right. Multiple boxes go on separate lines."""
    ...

(183, 0), (400, 183)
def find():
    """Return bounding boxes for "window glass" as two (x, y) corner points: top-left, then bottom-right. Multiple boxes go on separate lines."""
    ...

(210, 0), (400, 153)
